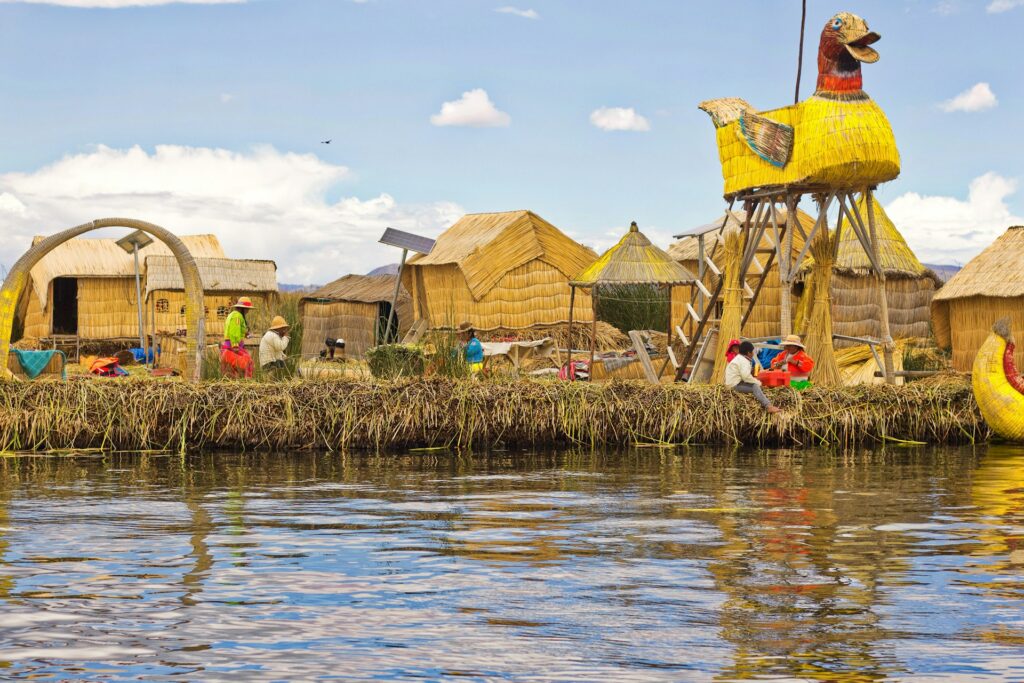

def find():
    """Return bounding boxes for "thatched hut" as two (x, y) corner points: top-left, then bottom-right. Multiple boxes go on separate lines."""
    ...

(21, 234), (225, 342)
(798, 196), (938, 345)
(401, 211), (597, 332)
(299, 274), (412, 359)
(668, 208), (812, 339)
(144, 255), (279, 339)
(931, 226), (1024, 371)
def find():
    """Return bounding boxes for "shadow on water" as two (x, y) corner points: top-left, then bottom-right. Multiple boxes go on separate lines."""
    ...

(0, 445), (1021, 680)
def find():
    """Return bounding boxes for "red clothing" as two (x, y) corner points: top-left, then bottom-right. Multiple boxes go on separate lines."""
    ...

(725, 339), (741, 364)
(770, 349), (815, 377)
(220, 343), (254, 379)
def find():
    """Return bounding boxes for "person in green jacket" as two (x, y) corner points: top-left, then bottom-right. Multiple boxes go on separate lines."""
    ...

(220, 297), (255, 378)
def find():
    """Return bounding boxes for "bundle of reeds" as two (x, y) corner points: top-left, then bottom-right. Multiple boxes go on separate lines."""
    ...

(803, 229), (842, 386)
(711, 230), (743, 384)
(0, 374), (985, 453)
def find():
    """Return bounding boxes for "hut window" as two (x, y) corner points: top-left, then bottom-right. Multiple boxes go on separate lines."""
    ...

(179, 305), (187, 316)
(156, 299), (169, 313)
(216, 306), (229, 319)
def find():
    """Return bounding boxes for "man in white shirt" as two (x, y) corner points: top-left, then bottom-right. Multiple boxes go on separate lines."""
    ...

(259, 315), (291, 377)
(724, 341), (781, 414)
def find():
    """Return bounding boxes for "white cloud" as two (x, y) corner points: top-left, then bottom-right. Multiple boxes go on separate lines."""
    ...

(495, 6), (538, 19)
(885, 172), (1023, 265)
(589, 107), (651, 132)
(219, 93), (235, 104)
(430, 89), (510, 128)
(0, 145), (463, 285)
(0, 0), (243, 6)
(987, 0), (1024, 12)
(940, 82), (997, 112)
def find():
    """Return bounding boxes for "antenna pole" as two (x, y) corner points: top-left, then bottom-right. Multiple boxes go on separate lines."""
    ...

(795, 0), (807, 103)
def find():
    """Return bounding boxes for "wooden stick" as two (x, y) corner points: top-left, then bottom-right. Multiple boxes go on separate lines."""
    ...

(566, 285), (575, 370)
(795, 0), (807, 104)
(865, 189), (897, 384)
(589, 288), (598, 380)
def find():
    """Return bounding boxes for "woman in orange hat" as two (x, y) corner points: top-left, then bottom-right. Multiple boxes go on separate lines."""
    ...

(220, 297), (255, 378)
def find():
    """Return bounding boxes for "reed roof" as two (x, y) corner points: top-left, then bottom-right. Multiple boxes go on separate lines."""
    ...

(303, 273), (407, 304)
(668, 208), (814, 262)
(571, 222), (696, 287)
(144, 255), (278, 297)
(406, 210), (597, 300)
(28, 234), (225, 309)
(933, 226), (1024, 302)
(833, 195), (932, 279)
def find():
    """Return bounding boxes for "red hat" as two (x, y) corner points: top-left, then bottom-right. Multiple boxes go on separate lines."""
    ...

(727, 338), (741, 349)
(233, 297), (254, 309)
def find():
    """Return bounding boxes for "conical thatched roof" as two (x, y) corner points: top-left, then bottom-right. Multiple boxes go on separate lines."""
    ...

(835, 196), (931, 279)
(933, 226), (1024, 302)
(571, 222), (696, 287)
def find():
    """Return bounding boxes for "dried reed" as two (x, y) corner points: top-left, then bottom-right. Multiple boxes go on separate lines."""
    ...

(803, 228), (842, 386)
(711, 230), (743, 384)
(0, 374), (985, 453)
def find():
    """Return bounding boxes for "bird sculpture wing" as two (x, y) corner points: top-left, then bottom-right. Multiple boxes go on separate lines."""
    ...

(698, 97), (794, 169)
(972, 318), (1024, 442)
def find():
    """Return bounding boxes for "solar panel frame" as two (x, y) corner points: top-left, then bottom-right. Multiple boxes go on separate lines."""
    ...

(378, 228), (435, 255)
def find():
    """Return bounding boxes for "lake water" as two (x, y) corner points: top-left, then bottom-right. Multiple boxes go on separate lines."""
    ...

(0, 447), (1023, 681)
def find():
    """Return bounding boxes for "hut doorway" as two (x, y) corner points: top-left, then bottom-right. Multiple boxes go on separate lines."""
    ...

(377, 301), (399, 344)
(52, 277), (78, 335)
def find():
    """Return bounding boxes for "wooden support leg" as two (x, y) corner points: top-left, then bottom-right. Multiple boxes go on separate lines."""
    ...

(779, 196), (797, 337)
(865, 189), (896, 384)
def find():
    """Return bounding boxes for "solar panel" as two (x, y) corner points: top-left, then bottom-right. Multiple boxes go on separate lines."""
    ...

(378, 228), (435, 255)
(114, 229), (154, 253)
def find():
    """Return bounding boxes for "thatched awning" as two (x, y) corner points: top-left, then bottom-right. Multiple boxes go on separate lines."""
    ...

(571, 222), (696, 288)
(28, 234), (225, 310)
(302, 273), (407, 304)
(145, 255), (278, 297)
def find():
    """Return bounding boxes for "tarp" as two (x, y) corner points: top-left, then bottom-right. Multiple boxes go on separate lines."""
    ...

(11, 349), (67, 379)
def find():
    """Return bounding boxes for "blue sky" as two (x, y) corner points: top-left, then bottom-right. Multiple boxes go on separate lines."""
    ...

(0, 0), (1020, 283)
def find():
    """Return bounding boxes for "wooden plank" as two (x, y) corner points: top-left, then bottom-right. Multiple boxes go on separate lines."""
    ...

(667, 346), (680, 369)
(703, 255), (721, 276)
(676, 275), (725, 379)
(693, 279), (712, 299)
(675, 325), (690, 347)
(628, 330), (660, 385)
(686, 303), (701, 323)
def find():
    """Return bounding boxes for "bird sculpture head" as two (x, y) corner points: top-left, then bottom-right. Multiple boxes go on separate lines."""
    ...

(816, 12), (881, 97)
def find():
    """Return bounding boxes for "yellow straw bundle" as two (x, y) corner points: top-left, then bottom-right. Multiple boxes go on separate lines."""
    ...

(711, 230), (743, 384)
(803, 229), (842, 386)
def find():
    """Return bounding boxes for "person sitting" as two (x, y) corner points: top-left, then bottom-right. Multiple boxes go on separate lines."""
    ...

(220, 297), (255, 379)
(726, 341), (781, 414)
(725, 338), (741, 363)
(458, 321), (484, 375)
(769, 334), (815, 382)
(259, 315), (291, 378)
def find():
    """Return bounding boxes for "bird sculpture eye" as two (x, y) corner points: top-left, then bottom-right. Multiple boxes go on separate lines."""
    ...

(832, 17), (843, 29)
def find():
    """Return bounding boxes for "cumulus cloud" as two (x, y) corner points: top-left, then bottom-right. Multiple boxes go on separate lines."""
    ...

(987, 0), (1024, 12)
(430, 89), (510, 128)
(0, 0), (243, 6)
(495, 6), (538, 19)
(0, 145), (463, 285)
(885, 172), (1023, 265)
(589, 107), (651, 132)
(940, 82), (997, 112)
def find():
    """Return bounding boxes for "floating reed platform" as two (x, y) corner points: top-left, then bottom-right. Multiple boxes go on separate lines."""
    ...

(0, 375), (984, 453)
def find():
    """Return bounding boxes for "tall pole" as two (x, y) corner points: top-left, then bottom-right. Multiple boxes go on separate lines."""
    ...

(865, 190), (896, 385)
(385, 248), (408, 344)
(132, 242), (146, 364)
(795, 0), (807, 104)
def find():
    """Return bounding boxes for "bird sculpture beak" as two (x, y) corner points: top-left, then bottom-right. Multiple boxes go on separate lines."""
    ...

(841, 22), (881, 63)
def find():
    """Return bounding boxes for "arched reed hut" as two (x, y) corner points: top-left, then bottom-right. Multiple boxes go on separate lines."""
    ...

(145, 255), (279, 339)
(668, 208), (812, 339)
(401, 211), (596, 332)
(931, 226), (1024, 371)
(20, 234), (225, 342)
(300, 274), (412, 359)
(801, 195), (938, 345)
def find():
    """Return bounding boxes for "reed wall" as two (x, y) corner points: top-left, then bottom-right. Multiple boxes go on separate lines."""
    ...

(0, 375), (984, 453)
(300, 300), (378, 359)
(410, 259), (594, 331)
(149, 291), (273, 339)
(942, 296), (1024, 372)
(830, 275), (936, 347)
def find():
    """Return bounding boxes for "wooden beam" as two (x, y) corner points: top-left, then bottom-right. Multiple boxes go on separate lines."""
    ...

(675, 325), (690, 347)
(677, 276), (725, 379)
(628, 330), (660, 385)
(742, 248), (776, 329)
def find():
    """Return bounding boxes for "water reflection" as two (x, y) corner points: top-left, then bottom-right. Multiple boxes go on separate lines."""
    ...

(0, 447), (1022, 680)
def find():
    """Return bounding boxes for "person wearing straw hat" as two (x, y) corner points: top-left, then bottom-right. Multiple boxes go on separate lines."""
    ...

(259, 315), (291, 377)
(220, 297), (255, 378)
(458, 321), (484, 375)
(769, 334), (815, 384)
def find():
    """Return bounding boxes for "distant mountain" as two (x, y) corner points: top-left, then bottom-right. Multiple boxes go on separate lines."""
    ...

(923, 264), (961, 283)
(367, 263), (400, 275)
(279, 283), (318, 293)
